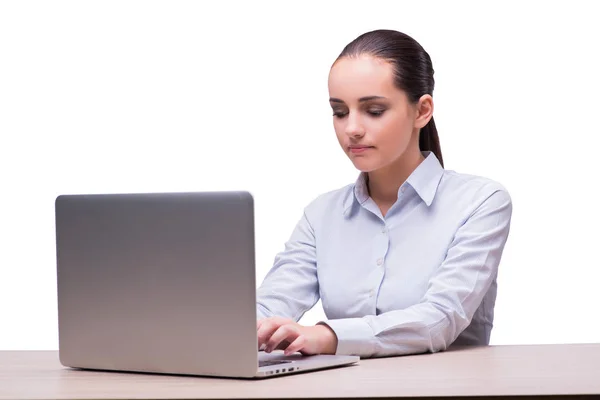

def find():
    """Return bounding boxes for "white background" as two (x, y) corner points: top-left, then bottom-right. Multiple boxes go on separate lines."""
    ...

(1, 1), (599, 350)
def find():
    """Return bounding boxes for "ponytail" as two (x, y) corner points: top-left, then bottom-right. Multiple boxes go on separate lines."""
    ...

(419, 116), (444, 168)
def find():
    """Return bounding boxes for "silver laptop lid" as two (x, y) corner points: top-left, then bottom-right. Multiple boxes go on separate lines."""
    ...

(55, 191), (259, 377)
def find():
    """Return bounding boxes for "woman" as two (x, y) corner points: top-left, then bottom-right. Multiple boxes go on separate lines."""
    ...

(256, 29), (512, 358)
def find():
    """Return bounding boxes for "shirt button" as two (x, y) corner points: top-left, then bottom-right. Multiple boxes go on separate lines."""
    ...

(376, 258), (383, 266)
(381, 227), (387, 234)
(369, 289), (375, 297)
(400, 186), (406, 193)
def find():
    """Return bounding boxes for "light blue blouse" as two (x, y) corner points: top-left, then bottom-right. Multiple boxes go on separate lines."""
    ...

(256, 151), (513, 358)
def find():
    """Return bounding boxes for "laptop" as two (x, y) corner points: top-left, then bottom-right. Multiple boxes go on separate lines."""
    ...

(55, 191), (359, 378)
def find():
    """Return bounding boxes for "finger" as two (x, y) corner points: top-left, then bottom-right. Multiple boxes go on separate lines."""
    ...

(257, 319), (264, 350)
(257, 318), (272, 349)
(257, 317), (294, 346)
(257, 316), (288, 332)
(266, 324), (298, 353)
(283, 335), (307, 356)
(256, 317), (285, 330)
(257, 320), (280, 348)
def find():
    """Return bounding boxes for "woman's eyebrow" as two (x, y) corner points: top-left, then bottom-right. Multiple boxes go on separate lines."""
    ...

(329, 96), (387, 103)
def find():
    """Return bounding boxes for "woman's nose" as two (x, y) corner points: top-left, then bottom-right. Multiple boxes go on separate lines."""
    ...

(345, 112), (365, 138)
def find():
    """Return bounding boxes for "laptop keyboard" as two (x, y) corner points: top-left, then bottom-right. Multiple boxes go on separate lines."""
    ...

(259, 360), (291, 368)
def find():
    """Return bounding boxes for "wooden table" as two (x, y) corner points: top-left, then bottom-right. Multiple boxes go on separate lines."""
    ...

(1, 343), (599, 399)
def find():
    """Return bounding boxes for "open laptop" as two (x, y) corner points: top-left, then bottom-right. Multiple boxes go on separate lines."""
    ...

(55, 191), (359, 378)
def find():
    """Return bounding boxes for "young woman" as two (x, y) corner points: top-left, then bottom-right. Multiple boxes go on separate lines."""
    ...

(256, 29), (512, 358)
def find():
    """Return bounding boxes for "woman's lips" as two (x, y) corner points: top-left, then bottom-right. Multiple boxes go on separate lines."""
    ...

(349, 146), (374, 154)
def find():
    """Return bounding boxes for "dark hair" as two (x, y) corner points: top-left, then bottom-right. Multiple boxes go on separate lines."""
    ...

(336, 29), (443, 167)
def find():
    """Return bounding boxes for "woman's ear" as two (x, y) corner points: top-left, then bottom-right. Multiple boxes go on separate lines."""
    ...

(414, 94), (434, 129)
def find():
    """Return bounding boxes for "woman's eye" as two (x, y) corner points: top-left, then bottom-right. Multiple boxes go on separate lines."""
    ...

(332, 109), (384, 118)
(368, 109), (385, 117)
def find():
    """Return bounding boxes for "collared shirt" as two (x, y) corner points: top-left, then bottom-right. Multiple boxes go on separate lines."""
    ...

(256, 151), (513, 358)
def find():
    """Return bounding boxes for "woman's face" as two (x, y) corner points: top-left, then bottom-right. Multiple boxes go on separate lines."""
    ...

(328, 55), (431, 173)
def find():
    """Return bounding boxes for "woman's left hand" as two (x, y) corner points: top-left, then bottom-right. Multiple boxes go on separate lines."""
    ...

(257, 317), (338, 356)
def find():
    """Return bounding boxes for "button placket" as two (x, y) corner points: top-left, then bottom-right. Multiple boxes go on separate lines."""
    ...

(368, 224), (389, 302)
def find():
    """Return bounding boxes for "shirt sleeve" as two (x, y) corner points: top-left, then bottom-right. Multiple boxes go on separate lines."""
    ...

(256, 211), (320, 322)
(321, 188), (513, 358)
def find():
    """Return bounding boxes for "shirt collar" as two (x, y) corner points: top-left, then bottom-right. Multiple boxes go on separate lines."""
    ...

(342, 151), (444, 216)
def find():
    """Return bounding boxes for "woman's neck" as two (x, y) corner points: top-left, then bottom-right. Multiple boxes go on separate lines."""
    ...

(367, 149), (426, 205)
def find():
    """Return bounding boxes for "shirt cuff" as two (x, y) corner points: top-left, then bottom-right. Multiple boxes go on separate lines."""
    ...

(319, 318), (376, 357)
